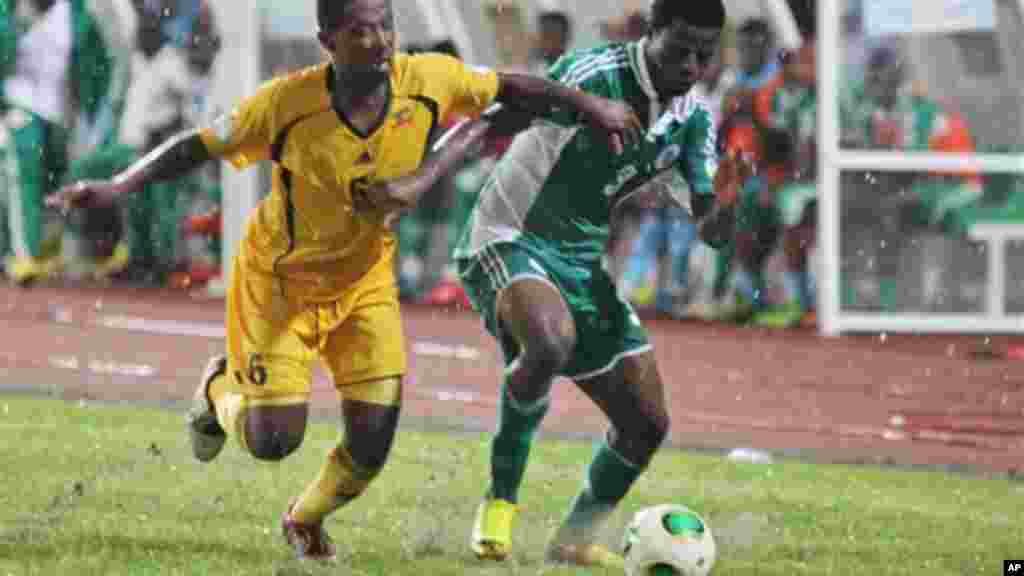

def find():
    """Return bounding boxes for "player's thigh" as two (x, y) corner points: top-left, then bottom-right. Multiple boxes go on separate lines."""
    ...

(225, 257), (315, 431)
(561, 266), (651, 380)
(320, 282), (406, 406)
(458, 242), (576, 369)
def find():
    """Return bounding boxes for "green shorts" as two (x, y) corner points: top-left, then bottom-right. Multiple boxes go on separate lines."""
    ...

(456, 239), (651, 380)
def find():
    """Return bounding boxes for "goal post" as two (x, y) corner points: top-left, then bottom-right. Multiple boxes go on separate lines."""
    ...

(210, 1), (262, 287)
(817, 0), (1024, 335)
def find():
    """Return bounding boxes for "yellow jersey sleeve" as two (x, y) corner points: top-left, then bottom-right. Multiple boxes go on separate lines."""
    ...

(199, 79), (278, 169)
(421, 54), (500, 119)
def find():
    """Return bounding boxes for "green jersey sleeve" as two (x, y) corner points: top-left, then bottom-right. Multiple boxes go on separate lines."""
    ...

(543, 45), (625, 125)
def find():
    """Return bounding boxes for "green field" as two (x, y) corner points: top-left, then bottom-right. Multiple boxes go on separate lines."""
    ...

(0, 394), (1020, 575)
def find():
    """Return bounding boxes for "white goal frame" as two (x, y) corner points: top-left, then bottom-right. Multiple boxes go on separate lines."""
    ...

(211, 2), (262, 286)
(816, 0), (1024, 335)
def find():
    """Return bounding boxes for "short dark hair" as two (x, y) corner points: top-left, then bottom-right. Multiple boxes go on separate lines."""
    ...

(868, 45), (904, 72)
(737, 18), (772, 38)
(430, 39), (460, 58)
(317, 0), (354, 33)
(539, 11), (572, 38)
(649, 0), (726, 31)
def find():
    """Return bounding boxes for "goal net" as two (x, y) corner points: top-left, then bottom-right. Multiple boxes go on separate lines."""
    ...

(818, 0), (1024, 334)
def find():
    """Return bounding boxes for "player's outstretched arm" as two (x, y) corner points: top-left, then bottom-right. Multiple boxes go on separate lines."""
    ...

(46, 129), (213, 215)
(495, 72), (643, 155)
(353, 113), (495, 214)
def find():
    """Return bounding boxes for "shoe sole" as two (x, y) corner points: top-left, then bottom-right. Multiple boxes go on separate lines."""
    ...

(471, 540), (509, 561)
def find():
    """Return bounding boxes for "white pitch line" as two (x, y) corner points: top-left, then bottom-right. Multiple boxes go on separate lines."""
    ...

(95, 314), (226, 339)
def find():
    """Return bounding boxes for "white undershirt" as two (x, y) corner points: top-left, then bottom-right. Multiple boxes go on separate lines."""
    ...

(4, 1), (73, 123)
(119, 45), (207, 149)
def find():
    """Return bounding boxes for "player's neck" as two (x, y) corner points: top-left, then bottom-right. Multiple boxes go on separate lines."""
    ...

(332, 68), (391, 114)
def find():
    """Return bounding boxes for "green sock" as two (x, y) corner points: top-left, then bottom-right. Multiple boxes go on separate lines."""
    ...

(489, 378), (549, 503)
(556, 440), (642, 546)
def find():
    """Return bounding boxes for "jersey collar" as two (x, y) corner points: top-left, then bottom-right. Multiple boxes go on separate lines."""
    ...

(325, 63), (394, 140)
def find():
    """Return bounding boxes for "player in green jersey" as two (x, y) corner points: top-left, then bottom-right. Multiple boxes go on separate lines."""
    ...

(454, 0), (751, 567)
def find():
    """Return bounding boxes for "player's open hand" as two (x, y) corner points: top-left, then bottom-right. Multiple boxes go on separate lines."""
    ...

(46, 180), (120, 217)
(713, 149), (756, 206)
(582, 95), (644, 155)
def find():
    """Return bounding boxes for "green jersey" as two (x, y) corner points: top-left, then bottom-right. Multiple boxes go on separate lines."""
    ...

(841, 84), (945, 150)
(769, 83), (817, 178)
(454, 41), (718, 264)
(71, 0), (131, 150)
(0, 1), (15, 100)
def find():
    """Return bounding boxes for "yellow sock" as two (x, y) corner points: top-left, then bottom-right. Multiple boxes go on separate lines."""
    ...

(290, 446), (376, 525)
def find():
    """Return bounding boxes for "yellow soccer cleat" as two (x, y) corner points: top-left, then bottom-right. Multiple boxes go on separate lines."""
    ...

(5, 255), (61, 286)
(546, 542), (626, 570)
(470, 498), (518, 561)
(91, 242), (131, 281)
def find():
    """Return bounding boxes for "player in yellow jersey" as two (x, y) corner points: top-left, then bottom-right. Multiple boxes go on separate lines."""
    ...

(47, 0), (643, 563)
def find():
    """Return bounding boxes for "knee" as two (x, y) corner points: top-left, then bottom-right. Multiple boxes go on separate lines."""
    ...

(342, 402), (400, 471)
(247, 429), (304, 461)
(614, 408), (670, 466)
(638, 408), (670, 452)
(243, 406), (308, 461)
(522, 316), (576, 373)
(344, 433), (394, 471)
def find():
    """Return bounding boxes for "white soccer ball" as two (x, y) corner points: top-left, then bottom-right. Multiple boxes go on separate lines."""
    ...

(622, 504), (717, 576)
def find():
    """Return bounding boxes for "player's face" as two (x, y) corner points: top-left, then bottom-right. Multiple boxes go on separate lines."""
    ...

(785, 43), (816, 88)
(319, 0), (396, 80)
(865, 63), (903, 108)
(736, 29), (771, 74)
(647, 20), (720, 99)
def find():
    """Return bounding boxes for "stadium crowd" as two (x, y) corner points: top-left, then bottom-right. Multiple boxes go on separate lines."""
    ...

(3, 0), (1022, 327)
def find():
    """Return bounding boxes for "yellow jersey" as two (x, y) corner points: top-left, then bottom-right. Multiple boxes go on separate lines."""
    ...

(199, 53), (499, 301)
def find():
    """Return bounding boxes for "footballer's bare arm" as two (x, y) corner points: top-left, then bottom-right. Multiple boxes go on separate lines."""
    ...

(47, 129), (213, 214)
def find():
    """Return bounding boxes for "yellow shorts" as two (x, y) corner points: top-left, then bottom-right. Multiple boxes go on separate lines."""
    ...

(224, 257), (406, 408)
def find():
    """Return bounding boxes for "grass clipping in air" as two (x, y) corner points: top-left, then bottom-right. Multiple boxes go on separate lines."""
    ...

(0, 394), (1020, 575)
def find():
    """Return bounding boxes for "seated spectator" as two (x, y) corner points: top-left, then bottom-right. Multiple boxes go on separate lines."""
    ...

(529, 10), (572, 75)
(840, 45), (984, 310)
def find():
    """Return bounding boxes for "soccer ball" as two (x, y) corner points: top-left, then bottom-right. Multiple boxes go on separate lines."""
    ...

(622, 504), (717, 576)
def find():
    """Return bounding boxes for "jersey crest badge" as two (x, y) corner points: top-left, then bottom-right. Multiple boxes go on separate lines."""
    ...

(393, 107), (414, 127)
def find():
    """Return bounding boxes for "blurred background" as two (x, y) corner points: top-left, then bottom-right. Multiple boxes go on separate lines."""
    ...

(1, 0), (1021, 335)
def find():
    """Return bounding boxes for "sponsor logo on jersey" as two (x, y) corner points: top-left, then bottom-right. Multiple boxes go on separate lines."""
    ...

(603, 163), (639, 198)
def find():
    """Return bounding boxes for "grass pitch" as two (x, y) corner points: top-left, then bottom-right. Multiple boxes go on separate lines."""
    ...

(0, 394), (1020, 575)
